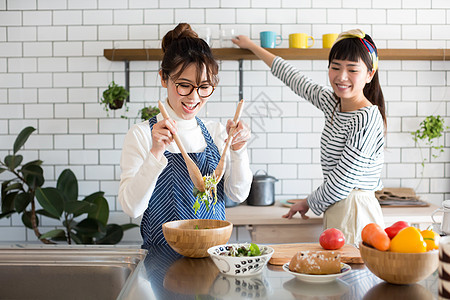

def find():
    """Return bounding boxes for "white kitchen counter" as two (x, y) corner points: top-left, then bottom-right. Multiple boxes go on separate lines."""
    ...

(225, 201), (439, 243)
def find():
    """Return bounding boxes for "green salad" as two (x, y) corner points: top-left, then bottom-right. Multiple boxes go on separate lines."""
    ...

(222, 243), (268, 257)
(192, 174), (218, 214)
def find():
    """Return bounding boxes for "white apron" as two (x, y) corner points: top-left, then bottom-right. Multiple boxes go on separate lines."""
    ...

(323, 189), (384, 246)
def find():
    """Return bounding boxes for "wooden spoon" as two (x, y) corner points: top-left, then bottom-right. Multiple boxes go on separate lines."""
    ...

(157, 101), (205, 192)
(213, 99), (244, 182)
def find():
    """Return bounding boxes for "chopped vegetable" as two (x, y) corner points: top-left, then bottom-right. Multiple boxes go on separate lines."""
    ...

(221, 243), (268, 257)
(192, 174), (218, 214)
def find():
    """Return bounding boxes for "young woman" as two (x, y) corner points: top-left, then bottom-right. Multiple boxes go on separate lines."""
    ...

(233, 29), (386, 244)
(119, 23), (252, 247)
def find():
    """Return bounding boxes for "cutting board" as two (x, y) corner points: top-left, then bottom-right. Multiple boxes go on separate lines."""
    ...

(268, 243), (363, 265)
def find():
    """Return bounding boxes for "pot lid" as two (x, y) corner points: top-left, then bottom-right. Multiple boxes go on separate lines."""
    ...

(253, 170), (278, 182)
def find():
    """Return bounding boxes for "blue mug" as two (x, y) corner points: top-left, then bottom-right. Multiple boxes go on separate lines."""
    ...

(260, 31), (282, 48)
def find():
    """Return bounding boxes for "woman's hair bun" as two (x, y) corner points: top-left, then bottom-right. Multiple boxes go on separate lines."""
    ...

(162, 23), (199, 53)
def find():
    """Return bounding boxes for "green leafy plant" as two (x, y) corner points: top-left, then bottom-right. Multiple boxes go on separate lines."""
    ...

(0, 127), (138, 244)
(139, 105), (160, 121)
(101, 81), (129, 114)
(412, 115), (447, 167)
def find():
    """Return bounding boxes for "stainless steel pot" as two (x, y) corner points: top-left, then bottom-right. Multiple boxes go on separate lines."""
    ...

(246, 170), (279, 206)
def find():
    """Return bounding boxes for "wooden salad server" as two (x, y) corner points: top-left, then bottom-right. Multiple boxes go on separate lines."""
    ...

(213, 99), (245, 182)
(157, 101), (205, 192)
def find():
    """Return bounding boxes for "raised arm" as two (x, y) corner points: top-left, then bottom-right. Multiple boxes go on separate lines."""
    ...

(232, 35), (276, 68)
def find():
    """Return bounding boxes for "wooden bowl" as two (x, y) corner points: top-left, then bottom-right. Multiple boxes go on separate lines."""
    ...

(359, 242), (438, 285)
(162, 219), (233, 258)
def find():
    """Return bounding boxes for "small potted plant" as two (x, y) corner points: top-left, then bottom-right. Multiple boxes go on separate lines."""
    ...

(101, 81), (129, 111)
(139, 105), (160, 121)
(412, 115), (447, 167)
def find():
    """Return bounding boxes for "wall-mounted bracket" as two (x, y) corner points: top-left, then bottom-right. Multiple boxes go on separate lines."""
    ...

(125, 60), (130, 102)
(238, 59), (243, 101)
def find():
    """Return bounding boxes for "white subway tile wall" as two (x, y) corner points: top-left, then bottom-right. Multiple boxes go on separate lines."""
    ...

(0, 1), (449, 244)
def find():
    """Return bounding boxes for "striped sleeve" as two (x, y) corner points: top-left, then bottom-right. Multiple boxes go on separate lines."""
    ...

(307, 111), (385, 215)
(271, 56), (336, 113)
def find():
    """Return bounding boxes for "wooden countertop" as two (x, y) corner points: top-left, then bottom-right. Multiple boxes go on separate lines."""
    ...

(225, 201), (439, 226)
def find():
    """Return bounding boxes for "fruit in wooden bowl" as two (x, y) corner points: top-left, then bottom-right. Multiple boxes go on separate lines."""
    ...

(162, 219), (233, 258)
(359, 242), (438, 285)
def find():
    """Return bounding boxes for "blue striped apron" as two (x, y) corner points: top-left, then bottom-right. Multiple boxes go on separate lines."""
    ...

(141, 116), (226, 246)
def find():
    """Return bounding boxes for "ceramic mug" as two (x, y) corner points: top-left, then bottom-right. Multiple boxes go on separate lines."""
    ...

(323, 33), (339, 48)
(432, 200), (450, 235)
(260, 31), (282, 48)
(289, 33), (314, 48)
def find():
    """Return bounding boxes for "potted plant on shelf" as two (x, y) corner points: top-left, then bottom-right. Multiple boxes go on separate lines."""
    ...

(100, 81), (129, 111)
(0, 127), (138, 244)
(139, 105), (160, 121)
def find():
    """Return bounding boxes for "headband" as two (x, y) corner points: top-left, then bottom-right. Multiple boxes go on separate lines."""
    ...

(334, 29), (378, 71)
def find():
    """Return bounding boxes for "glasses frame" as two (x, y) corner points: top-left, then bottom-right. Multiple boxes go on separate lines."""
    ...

(168, 76), (215, 98)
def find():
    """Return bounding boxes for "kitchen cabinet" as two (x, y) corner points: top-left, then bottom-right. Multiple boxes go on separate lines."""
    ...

(225, 201), (440, 244)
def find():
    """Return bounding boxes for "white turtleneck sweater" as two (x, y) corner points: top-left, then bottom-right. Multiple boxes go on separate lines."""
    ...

(118, 100), (253, 218)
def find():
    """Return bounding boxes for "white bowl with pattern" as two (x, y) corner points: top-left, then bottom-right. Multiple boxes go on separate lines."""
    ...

(207, 243), (274, 277)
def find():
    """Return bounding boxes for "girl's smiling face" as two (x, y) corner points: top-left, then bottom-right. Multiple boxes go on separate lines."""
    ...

(328, 58), (374, 102)
(161, 64), (213, 120)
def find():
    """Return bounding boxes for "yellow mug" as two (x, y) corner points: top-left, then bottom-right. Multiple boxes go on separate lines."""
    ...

(323, 33), (339, 48)
(289, 33), (314, 48)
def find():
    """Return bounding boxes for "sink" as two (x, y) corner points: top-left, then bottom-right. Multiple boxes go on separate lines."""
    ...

(0, 245), (147, 300)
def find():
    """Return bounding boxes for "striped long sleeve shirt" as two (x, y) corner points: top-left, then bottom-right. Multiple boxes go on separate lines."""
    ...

(271, 57), (384, 215)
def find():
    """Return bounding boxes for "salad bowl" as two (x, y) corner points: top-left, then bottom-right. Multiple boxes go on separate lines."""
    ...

(162, 219), (232, 258)
(207, 243), (274, 276)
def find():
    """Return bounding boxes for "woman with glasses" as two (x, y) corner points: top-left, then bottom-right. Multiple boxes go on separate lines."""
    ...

(233, 30), (386, 245)
(118, 23), (252, 247)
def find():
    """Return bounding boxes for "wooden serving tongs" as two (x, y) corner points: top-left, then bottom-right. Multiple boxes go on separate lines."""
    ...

(158, 100), (205, 192)
(213, 99), (245, 182)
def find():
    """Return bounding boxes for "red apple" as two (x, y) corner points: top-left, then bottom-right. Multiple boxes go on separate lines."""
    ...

(319, 228), (345, 250)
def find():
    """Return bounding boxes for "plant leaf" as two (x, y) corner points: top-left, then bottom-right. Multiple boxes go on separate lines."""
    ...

(57, 169), (78, 202)
(5, 155), (23, 171)
(21, 164), (45, 189)
(35, 209), (61, 220)
(35, 187), (64, 219)
(0, 167), (7, 174)
(14, 192), (31, 213)
(82, 191), (105, 203)
(22, 160), (43, 169)
(88, 196), (109, 226)
(121, 223), (139, 231)
(4, 182), (23, 192)
(96, 224), (123, 245)
(0, 211), (15, 219)
(21, 210), (39, 229)
(74, 218), (105, 238)
(13, 127), (35, 154)
(69, 231), (83, 244)
(65, 201), (96, 217)
(39, 229), (66, 240)
(2, 191), (18, 213)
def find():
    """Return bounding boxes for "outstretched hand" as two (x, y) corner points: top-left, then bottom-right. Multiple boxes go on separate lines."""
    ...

(232, 35), (257, 50)
(282, 199), (310, 220)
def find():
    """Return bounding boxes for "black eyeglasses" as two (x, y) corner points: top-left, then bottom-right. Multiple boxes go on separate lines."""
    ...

(169, 76), (215, 98)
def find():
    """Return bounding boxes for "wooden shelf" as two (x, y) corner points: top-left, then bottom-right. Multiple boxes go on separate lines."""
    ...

(104, 48), (450, 61)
